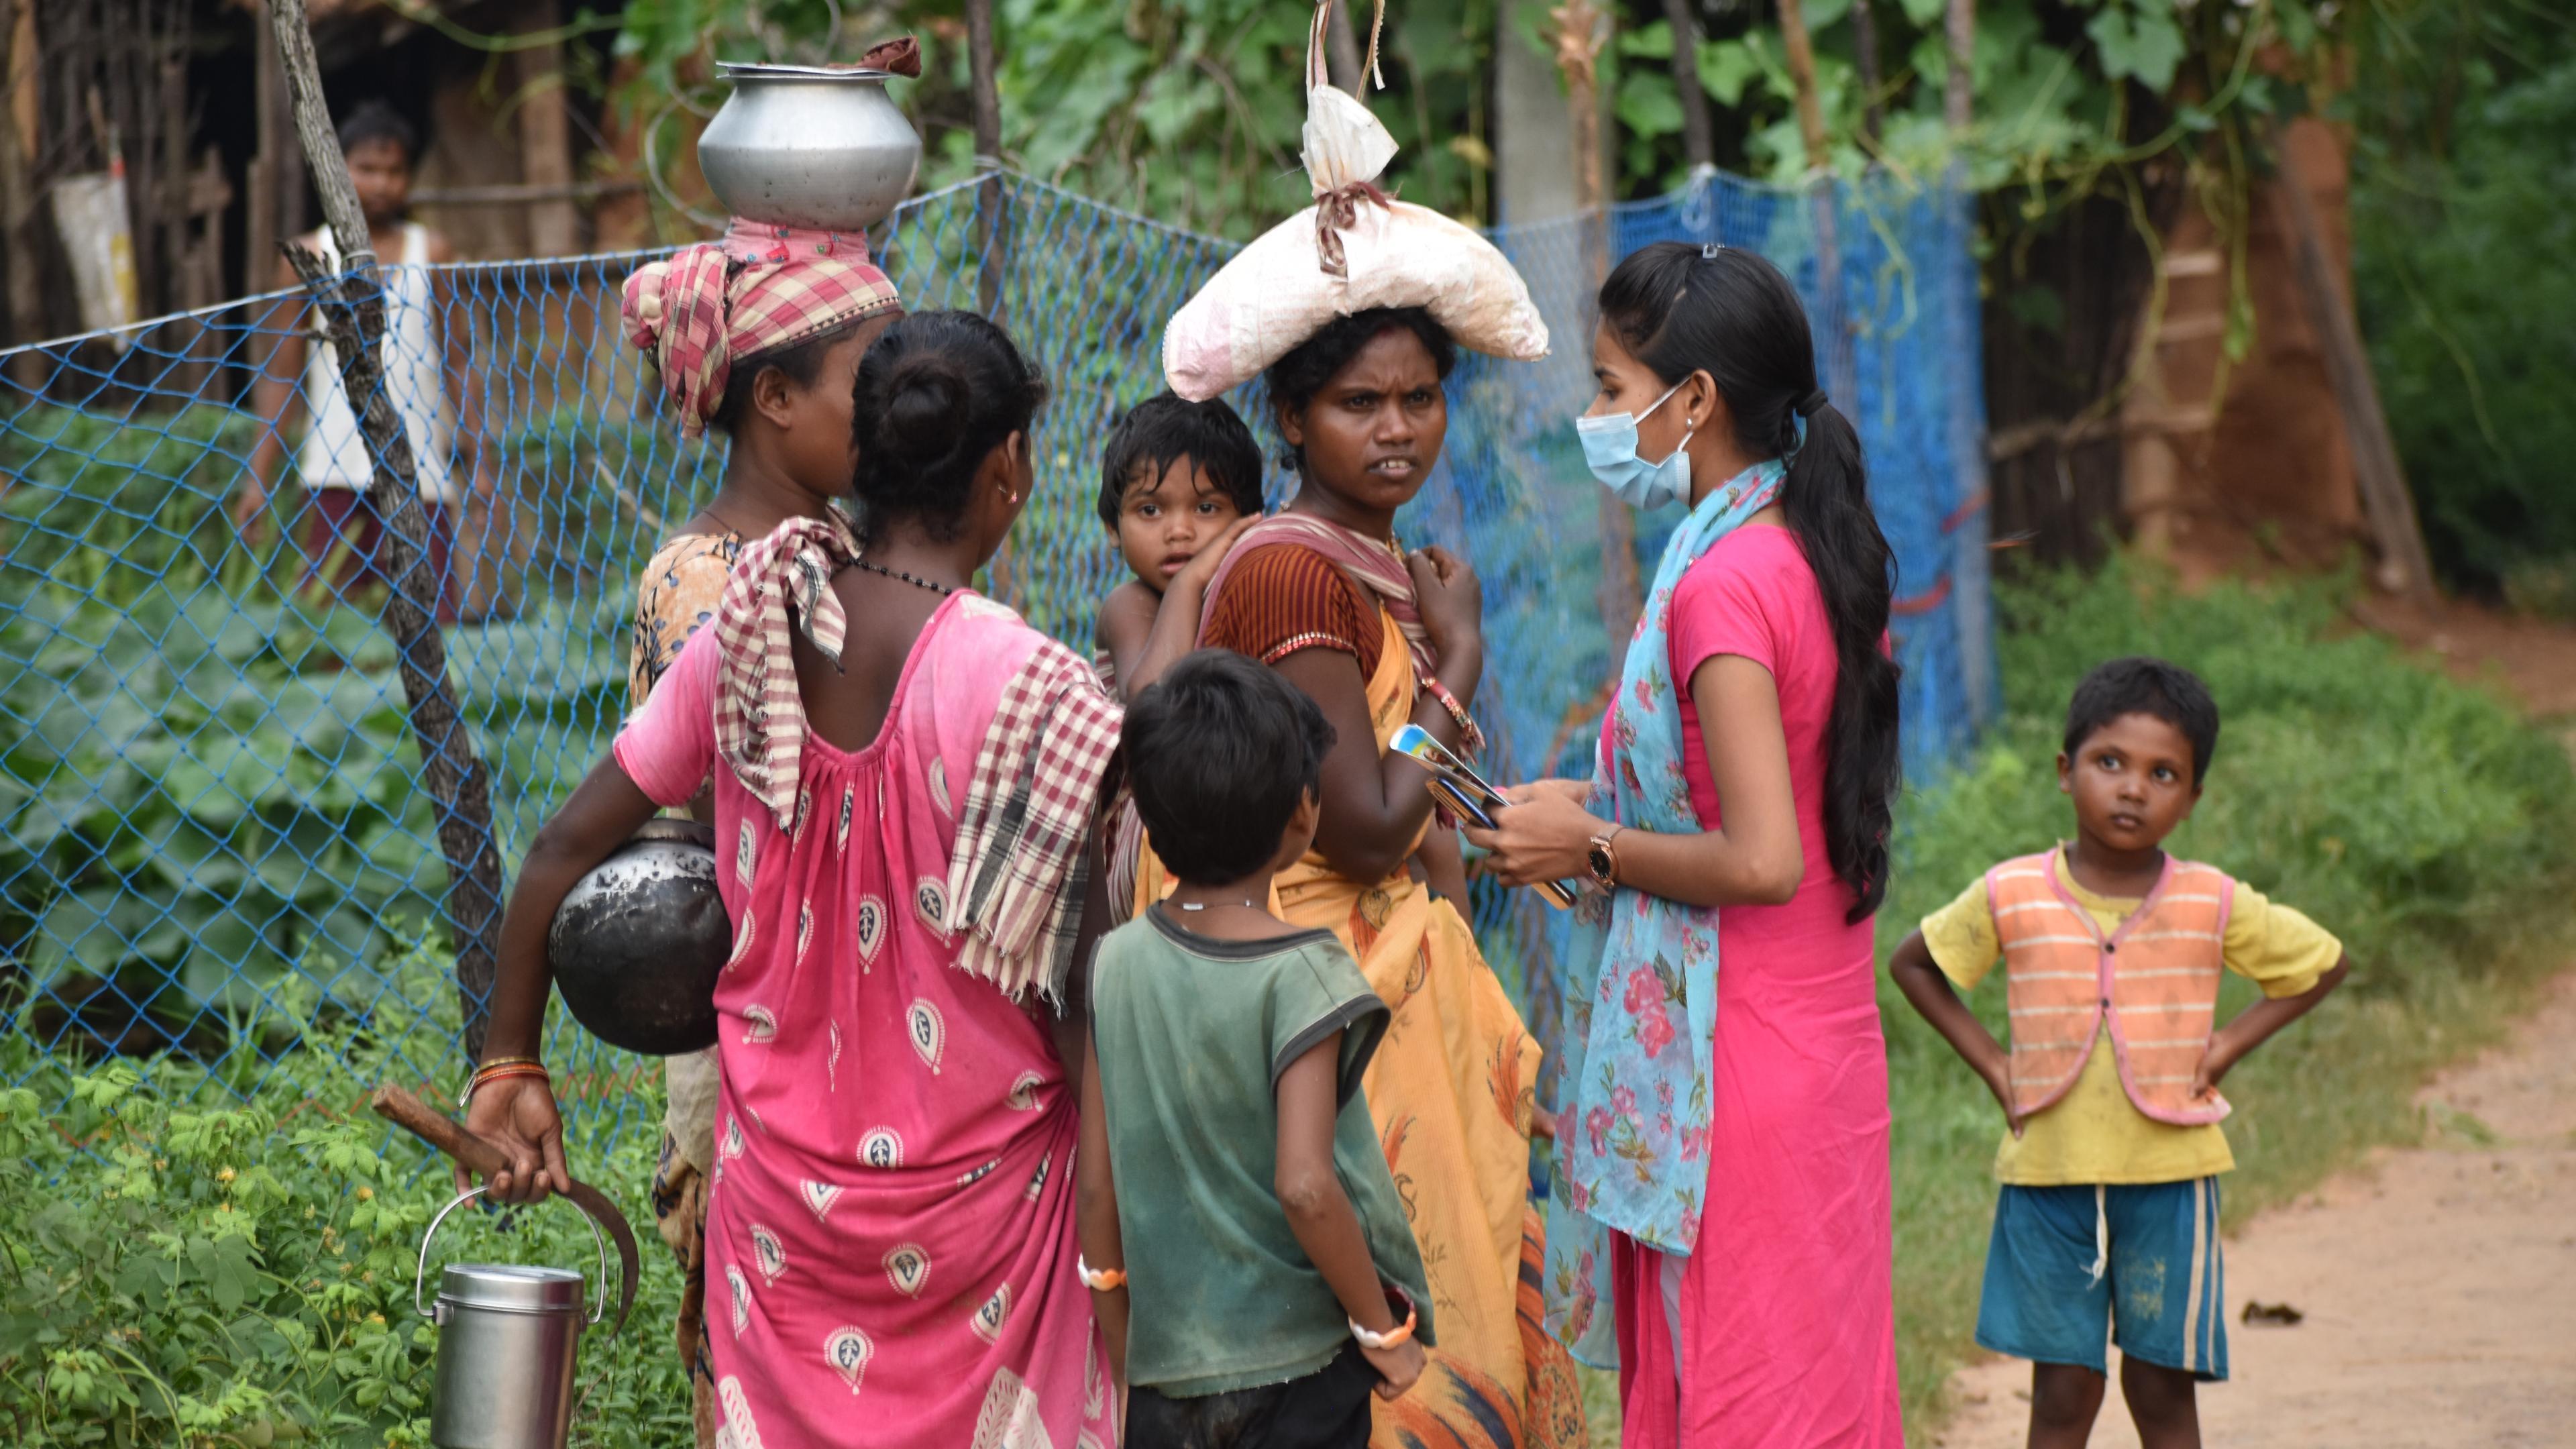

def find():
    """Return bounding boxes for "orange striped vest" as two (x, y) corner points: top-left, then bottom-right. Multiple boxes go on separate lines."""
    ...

(1985, 848), (2237, 1126)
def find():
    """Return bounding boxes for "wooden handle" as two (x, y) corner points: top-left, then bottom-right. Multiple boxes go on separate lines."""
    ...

(370, 1085), (508, 1176)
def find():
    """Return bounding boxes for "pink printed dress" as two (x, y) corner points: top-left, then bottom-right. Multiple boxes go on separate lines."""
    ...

(1601, 525), (1902, 1448)
(616, 591), (1117, 1449)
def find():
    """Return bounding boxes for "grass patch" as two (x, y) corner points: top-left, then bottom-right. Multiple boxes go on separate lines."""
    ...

(1580, 558), (2576, 1445)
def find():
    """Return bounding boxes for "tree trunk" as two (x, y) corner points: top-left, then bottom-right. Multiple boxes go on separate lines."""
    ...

(1945, 0), (1973, 132)
(266, 0), (510, 1059)
(513, 0), (579, 258)
(1851, 0), (1884, 145)
(0, 0), (42, 378)
(1660, 0), (1715, 169)
(2269, 127), (2434, 604)
(1326, 0), (1368, 95)
(1550, 0), (1642, 642)
(965, 0), (1008, 320)
(1941, 0), (1995, 725)
(1775, 0), (1856, 405)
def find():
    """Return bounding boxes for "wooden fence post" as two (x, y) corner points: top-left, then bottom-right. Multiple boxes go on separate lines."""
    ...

(965, 0), (1008, 321)
(265, 0), (511, 1059)
(1943, 0), (1997, 727)
(1776, 0), (1858, 410)
(1550, 0), (1644, 643)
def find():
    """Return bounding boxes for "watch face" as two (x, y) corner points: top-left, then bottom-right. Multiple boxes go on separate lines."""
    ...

(1587, 843), (1615, 881)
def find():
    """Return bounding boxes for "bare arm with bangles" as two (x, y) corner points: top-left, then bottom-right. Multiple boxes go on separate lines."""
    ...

(1275, 1032), (1425, 1399)
(1271, 547), (1485, 886)
(458, 757), (663, 1202)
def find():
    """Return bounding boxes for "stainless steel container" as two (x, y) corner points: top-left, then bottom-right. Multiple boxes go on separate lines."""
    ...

(418, 1188), (609, 1449)
(698, 62), (922, 231)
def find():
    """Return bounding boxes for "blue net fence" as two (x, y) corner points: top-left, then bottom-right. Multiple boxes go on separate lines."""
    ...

(0, 167), (1990, 1136)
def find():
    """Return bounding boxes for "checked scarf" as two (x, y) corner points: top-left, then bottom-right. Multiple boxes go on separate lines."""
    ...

(942, 628), (1124, 1004)
(621, 219), (902, 438)
(710, 513), (1120, 1004)
(710, 513), (861, 829)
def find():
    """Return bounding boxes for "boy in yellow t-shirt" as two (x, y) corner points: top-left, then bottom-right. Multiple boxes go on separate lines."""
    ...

(1890, 657), (2350, 1449)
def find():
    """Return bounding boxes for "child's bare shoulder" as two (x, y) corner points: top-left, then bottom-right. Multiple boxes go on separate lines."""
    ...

(1097, 578), (1160, 637)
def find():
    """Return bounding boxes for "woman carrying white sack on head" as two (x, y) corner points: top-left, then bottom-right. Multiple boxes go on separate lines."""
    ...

(1134, 7), (1586, 1449)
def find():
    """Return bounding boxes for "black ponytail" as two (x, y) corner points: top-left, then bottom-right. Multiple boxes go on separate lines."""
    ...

(1597, 242), (1900, 922)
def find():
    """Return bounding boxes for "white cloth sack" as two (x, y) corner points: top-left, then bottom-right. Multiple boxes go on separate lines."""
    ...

(1161, 6), (1547, 401)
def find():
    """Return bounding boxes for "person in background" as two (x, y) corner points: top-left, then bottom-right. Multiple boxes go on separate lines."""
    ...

(462, 310), (1120, 1449)
(1081, 648), (1430, 1448)
(237, 101), (489, 623)
(615, 215), (902, 1448)
(1470, 243), (1906, 1446)
(1888, 658), (2351, 1449)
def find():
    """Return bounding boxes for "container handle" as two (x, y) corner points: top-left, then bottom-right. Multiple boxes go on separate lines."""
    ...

(414, 1185), (612, 1328)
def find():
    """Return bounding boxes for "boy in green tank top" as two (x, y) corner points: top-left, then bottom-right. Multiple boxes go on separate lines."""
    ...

(1077, 649), (1431, 1448)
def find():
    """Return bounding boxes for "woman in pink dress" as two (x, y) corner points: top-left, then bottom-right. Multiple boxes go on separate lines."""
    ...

(1468, 244), (1906, 1446)
(464, 311), (1122, 1449)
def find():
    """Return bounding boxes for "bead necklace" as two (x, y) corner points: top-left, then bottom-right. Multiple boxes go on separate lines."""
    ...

(853, 556), (956, 596)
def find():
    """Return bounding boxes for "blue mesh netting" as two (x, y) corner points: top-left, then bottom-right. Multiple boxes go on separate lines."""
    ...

(0, 168), (1990, 1132)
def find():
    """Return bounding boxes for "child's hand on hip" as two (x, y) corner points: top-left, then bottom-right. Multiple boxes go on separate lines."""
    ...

(1363, 1338), (1425, 1401)
(1976, 1044), (2026, 1138)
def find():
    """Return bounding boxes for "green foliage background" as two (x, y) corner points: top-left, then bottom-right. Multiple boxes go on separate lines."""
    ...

(7, 561), (2568, 1444)
(2351, 3), (2576, 600)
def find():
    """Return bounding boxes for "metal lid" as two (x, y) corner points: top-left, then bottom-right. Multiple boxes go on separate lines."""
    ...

(716, 62), (896, 82)
(438, 1263), (586, 1314)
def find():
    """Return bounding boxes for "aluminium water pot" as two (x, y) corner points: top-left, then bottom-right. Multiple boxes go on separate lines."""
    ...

(697, 62), (922, 232)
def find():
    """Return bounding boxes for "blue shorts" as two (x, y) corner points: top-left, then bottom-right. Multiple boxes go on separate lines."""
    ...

(1975, 1179), (2229, 1381)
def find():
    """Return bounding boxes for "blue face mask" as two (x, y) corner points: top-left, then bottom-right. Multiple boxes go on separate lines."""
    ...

(1575, 380), (1695, 508)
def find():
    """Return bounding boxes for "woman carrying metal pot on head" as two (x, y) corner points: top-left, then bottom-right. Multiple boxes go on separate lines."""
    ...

(464, 311), (1123, 1449)
(616, 209), (903, 1449)
(1468, 242), (1907, 1447)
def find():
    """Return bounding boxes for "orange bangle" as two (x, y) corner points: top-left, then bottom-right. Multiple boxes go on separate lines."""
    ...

(1077, 1254), (1126, 1291)
(1350, 1287), (1418, 1349)
(460, 1063), (551, 1108)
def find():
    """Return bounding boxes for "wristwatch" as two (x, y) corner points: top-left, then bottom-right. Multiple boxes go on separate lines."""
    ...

(1585, 827), (1625, 892)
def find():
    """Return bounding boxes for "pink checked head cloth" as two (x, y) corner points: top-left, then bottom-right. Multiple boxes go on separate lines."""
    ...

(621, 36), (920, 436)
(620, 220), (904, 437)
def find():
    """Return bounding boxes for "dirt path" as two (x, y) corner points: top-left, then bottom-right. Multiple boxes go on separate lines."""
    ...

(1933, 968), (2576, 1449)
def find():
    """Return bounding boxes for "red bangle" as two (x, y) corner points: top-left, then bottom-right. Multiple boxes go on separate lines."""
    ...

(1421, 677), (1483, 756)
(460, 1063), (551, 1109)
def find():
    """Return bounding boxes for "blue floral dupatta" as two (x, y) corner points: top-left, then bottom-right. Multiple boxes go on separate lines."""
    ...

(1542, 458), (1785, 1367)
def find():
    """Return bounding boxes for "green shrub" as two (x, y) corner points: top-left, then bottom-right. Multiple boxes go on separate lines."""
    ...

(0, 961), (686, 1448)
(2355, 50), (2576, 592)
(0, 403), (638, 1050)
